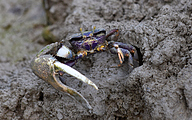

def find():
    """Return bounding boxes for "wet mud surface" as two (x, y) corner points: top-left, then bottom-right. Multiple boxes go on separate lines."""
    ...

(0, 0), (192, 119)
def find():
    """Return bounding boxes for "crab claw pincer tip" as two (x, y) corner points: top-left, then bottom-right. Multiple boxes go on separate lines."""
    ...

(54, 61), (98, 90)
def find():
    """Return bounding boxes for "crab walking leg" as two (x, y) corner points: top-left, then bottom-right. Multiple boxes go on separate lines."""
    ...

(54, 61), (98, 90)
(106, 29), (119, 40)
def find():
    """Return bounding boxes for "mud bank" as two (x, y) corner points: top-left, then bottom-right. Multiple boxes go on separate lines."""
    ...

(0, 0), (191, 119)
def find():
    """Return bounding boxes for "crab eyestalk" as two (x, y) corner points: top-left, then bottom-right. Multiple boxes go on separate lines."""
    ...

(80, 28), (86, 38)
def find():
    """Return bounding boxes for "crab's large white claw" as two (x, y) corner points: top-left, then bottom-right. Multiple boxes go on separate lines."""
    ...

(31, 55), (98, 109)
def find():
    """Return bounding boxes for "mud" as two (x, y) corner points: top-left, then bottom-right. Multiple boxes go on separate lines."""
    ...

(0, 0), (192, 119)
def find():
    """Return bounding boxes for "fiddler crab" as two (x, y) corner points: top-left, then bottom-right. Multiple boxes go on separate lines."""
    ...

(31, 27), (139, 109)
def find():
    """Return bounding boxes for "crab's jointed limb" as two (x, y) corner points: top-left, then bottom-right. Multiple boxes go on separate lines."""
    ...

(31, 45), (98, 109)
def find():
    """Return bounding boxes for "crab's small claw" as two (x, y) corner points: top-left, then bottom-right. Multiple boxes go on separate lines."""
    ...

(31, 55), (98, 109)
(110, 47), (134, 67)
(113, 44), (124, 64)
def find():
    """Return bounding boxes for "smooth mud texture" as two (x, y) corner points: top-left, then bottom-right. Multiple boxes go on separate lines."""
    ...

(0, 0), (192, 119)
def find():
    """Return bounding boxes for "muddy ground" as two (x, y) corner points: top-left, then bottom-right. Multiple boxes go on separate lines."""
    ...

(0, 0), (192, 119)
